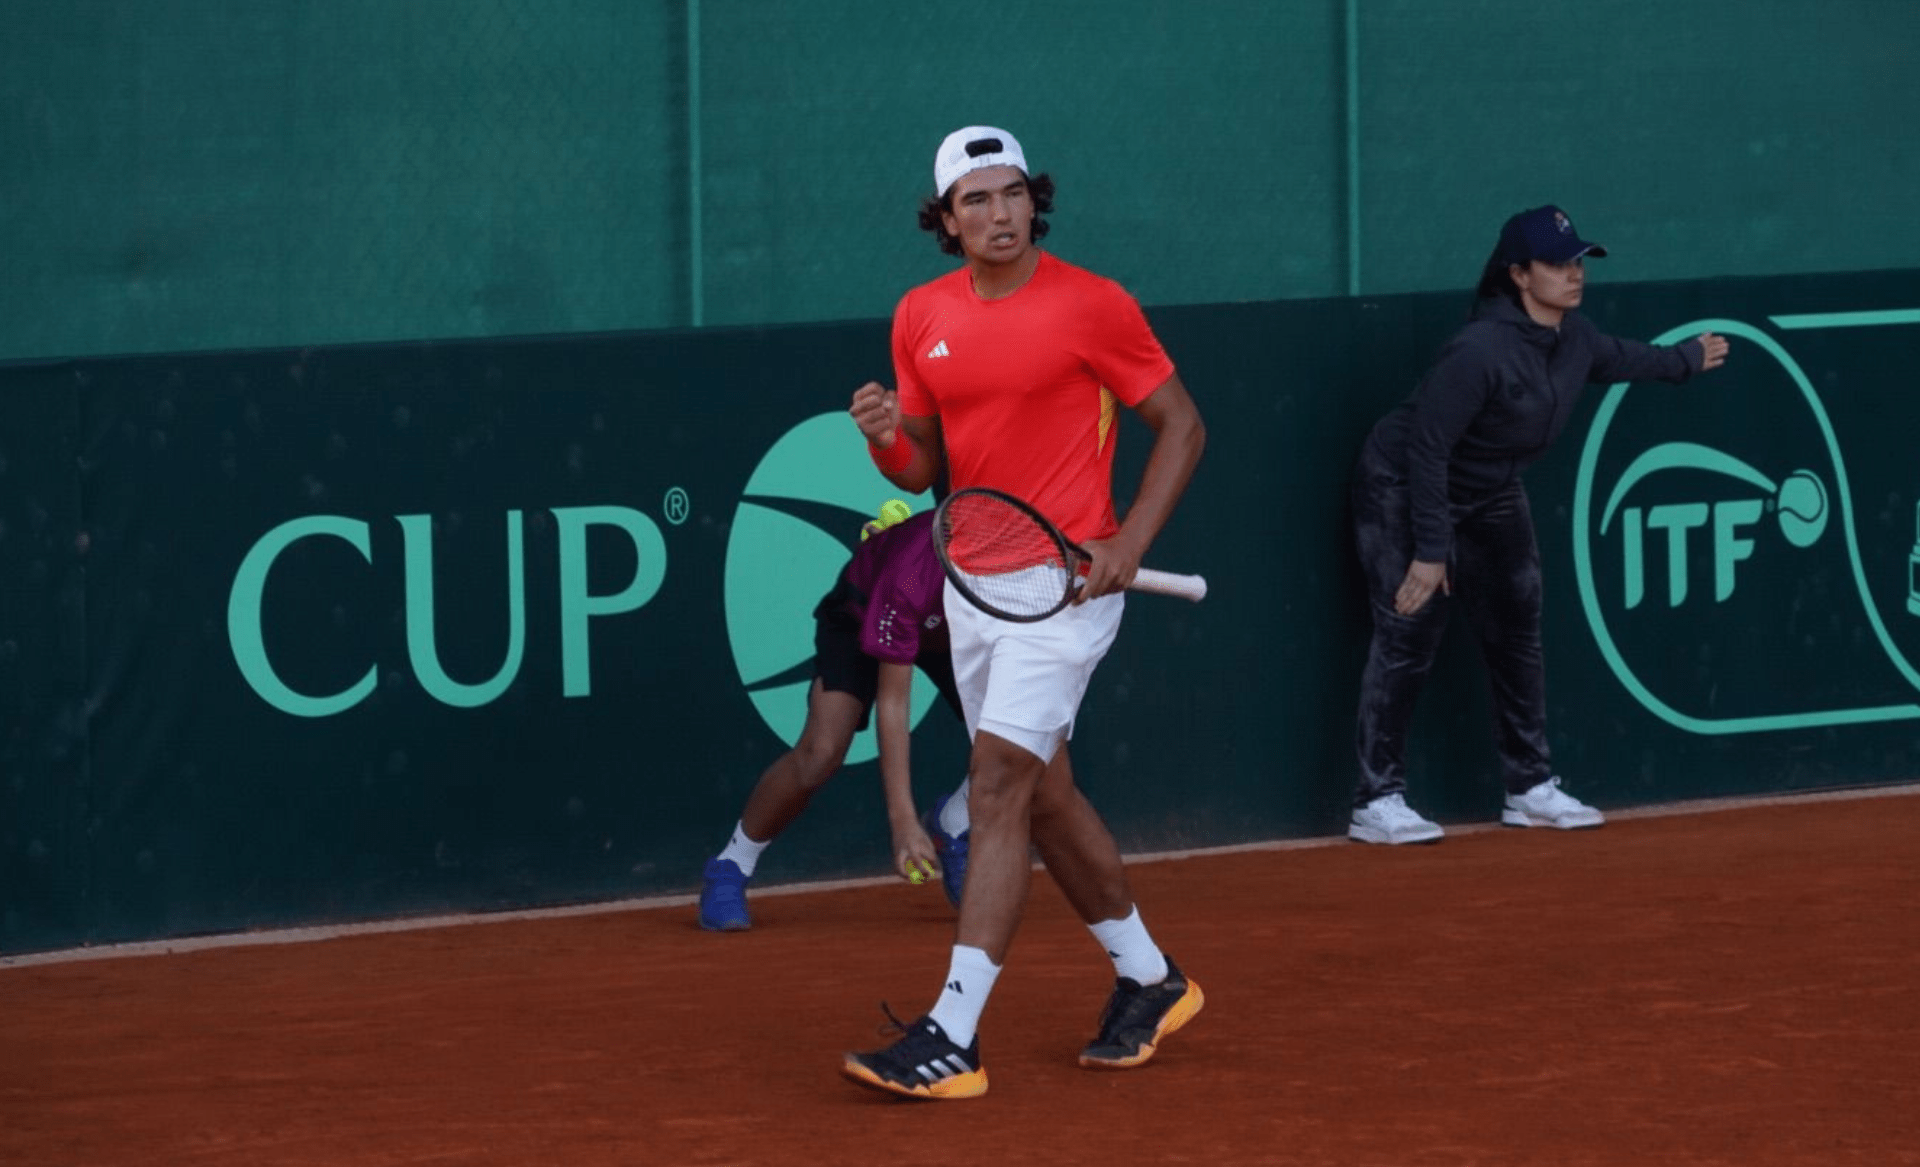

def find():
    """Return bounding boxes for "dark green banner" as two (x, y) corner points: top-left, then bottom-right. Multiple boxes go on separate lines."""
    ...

(5, 270), (1919, 954)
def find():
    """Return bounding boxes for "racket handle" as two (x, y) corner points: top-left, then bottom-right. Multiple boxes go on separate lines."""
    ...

(1130, 567), (1208, 603)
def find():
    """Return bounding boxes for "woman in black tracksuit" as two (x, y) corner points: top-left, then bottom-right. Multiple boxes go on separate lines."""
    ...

(1347, 205), (1729, 845)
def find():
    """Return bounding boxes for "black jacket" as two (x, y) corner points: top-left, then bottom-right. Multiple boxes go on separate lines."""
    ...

(1363, 295), (1704, 561)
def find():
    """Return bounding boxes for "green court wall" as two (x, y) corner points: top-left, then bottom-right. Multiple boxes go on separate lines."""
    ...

(4, 1), (1916, 360)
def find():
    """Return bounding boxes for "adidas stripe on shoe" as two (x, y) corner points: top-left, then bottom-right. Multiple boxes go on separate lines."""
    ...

(841, 1009), (987, 1100)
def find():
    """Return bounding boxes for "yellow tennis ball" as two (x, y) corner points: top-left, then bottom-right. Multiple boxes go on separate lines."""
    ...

(863, 499), (913, 542)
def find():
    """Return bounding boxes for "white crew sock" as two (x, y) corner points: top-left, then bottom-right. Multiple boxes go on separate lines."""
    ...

(926, 944), (1000, 1048)
(939, 778), (972, 836)
(1088, 906), (1169, 986)
(716, 822), (770, 878)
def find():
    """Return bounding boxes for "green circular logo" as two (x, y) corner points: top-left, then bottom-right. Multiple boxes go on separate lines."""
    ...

(724, 413), (936, 760)
(1774, 469), (1828, 549)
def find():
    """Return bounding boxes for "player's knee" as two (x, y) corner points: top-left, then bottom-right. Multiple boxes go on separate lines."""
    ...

(968, 741), (1046, 826)
(967, 778), (1033, 831)
(789, 733), (852, 788)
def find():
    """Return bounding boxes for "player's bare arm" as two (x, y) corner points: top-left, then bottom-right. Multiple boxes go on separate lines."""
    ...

(1079, 373), (1206, 600)
(875, 659), (938, 880)
(850, 382), (944, 494)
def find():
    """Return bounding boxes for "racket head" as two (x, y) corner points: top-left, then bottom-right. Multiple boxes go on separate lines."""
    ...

(931, 487), (1081, 622)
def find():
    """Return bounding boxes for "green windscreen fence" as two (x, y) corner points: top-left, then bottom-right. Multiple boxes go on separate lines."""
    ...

(4, 1), (1916, 361)
(6, 268), (1920, 954)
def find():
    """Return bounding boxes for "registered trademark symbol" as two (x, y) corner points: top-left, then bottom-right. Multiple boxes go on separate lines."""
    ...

(664, 486), (691, 525)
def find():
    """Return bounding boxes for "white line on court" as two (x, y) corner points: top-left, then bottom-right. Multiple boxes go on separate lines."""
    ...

(4, 781), (1915, 971)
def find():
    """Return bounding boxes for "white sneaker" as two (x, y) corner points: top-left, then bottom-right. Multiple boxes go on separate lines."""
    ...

(1348, 793), (1445, 845)
(1502, 777), (1605, 830)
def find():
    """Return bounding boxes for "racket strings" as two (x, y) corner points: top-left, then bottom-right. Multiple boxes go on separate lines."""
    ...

(939, 494), (1076, 619)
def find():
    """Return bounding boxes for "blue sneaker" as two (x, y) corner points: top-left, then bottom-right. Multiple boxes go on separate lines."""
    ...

(698, 858), (751, 931)
(921, 794), (969, 910)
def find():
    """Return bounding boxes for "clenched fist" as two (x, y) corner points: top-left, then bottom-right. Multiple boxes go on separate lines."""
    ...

(850, 381), (901, 447)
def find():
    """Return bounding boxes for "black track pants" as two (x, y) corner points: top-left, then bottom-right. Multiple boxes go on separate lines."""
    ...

(1350, 452), (1552, 807)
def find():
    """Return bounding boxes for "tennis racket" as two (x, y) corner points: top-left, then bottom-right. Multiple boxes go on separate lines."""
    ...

(931, 487), (1208, 622)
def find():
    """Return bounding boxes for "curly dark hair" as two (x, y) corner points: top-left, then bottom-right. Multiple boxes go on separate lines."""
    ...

(917, 173), (1056, 257)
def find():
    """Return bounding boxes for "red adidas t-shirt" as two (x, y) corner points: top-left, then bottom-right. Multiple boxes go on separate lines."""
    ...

(891, 251), (1175, 545)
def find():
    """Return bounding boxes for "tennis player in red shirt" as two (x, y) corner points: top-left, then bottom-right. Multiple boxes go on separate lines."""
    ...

(841, 125), (1207, 1099)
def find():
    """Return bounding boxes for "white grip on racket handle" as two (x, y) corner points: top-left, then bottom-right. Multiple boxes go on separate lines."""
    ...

(1130, 567), (1208, 603)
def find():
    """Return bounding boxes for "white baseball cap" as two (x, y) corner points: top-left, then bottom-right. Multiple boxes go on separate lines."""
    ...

(934, 126), (1028, 197)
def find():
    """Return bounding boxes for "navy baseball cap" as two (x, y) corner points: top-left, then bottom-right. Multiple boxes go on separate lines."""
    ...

(1497, 205), (1608, 265)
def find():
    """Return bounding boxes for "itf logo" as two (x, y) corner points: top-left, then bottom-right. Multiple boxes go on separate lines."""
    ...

(1572, 315), (1920, 734)
(1596, 445), (1827, 610)
(723, 413), (936, 760)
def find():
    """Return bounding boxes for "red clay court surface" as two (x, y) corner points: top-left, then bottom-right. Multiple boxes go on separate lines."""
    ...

(4, 788), (1918, 1166)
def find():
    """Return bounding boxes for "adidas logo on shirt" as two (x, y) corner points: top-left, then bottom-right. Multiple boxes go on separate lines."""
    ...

(927, 340), (950, 359)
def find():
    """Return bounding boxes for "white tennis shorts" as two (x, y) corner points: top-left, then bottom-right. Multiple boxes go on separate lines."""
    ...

(943, 576), (1124, 762)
